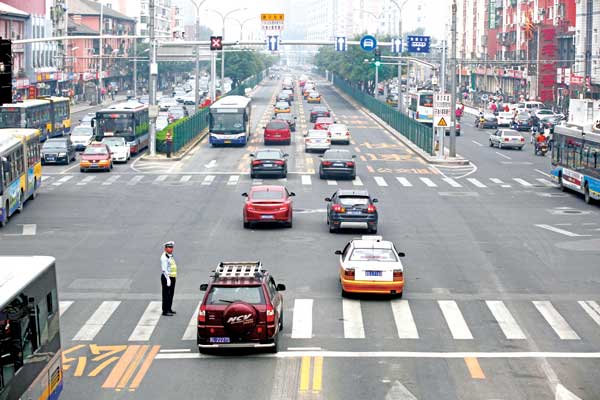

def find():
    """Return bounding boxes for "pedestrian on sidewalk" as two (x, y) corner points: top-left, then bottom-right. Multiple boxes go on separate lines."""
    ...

(165, 130), (173, 158)
(160, 241), (177, 316)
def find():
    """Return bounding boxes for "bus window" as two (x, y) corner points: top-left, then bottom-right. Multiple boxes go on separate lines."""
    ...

(419, 94), (433, 107)
(0, 110), (21, 128)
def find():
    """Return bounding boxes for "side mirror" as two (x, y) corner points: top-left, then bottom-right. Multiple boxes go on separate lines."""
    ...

(318, 154), (323, 158)
(289, 192), (296, 197)
(262, 126), (266, 129)
(241, 192), (248, 197)
(294, 117), (297, 119)
(283, 153), (289, 157)
(276, 283), (286, 291)
(324, 197), (331, 202)
(91, 118), (95, 128)
(249, 153), (255, 157)
(397, 252), (406, 257)
(372, 198), (378, 203)
(199, 284), (208, 291)
(352, 155), (356, 158)
(334, 250), (342, 255)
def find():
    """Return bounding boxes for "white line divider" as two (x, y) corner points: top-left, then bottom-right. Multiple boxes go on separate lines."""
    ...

(396, 177), (412, 187)
(342, 299), (365, 339)
(579, 301), (600, 328)
(201, 175), (215, 185)
(77, 176), (95, 185)
(485, 300), (526, 339)
(442, 177), (462, 188)
(227, 175), (240, 185)
(128, 175), (144, 185)
(59, 301), (74, 316)
(536, 178), (556, 187)
(73, 301), (121, 341)
(467, 178), (487, 188)
(533, 301), (580, 340)
(180, 175), (192, 183)
(52, 176), (73, 186)
(438, 300), (473, 340)
(182, 301), (202, 340)
(374, 176), (388, 187)
(42, 175), (52, 183)
(534, 224), (591, 237)
(420, 177), (437, 187)
(327, 180), (337, 186)
(252, 179), (263, 185)
(513, 178), (533, 187)
(22, 224), (36, 236)
(352, 177), (363, 186)
(291, 299), (313, 339)
(155, 175), (168, 182)
(102, 175), (121, 185)
(489, 178), (509, 187)
(391, 300), (419, 339)
(128, 301), (163, 341)
(301, 175), (312, 185)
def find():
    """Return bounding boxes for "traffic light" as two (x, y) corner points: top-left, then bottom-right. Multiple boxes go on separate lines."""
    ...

(0, 39), (12, 105)
(373, 48), (381, 67)
(210, 36), (223, 51)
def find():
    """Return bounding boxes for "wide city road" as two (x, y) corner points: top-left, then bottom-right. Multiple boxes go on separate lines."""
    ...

(1, 75), (599, 400)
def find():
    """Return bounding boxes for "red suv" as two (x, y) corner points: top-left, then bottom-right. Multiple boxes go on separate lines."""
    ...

(264, 120), (291, 145)
(197, 262), (286, 353)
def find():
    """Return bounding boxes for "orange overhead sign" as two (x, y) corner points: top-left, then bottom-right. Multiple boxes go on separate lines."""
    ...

(261, 14), (284, 21)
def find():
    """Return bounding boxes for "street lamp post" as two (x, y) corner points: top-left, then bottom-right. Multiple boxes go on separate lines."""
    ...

(390, 0), (408, 112)
(231, 17), (259, 44)
(189, 0), (209, 112)
(97, 1), (104, 104)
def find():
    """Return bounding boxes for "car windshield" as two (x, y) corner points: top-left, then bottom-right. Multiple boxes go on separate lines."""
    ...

(517, 114), (529, 119)
(43, 141), (66, 149)
(499, 112), (512, 117)
(206, 286), (265, 305)
(312, 107), (326, 113)
(84, 146), (108, 155)
(329, 124), (347, 132)
(324, 151), (351, 160)
(339, 196), (370, 206)
(73, 126), (93, 135)
(102, 138), (125, 147)
(251, 190), (285, 201)
(268, 122), (288, 130)
(502, 131), (519, 136)
(308, 131), (328, 138)
(349, 248), (398, 262)
(276, 102), (289, 108)
(276, 114), (292, 121)
(256, 151), (282, 159)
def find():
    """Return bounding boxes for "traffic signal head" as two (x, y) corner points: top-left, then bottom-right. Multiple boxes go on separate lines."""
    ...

(0, 39), (12, 105)
(210, 36), (223, 51)
(374, 48), (381, 62)
(375, 61), (381, 67)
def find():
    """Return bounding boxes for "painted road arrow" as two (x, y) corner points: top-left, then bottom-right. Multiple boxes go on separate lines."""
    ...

(556, 384), (582, 400)
(204, 160), (217, 169)
(385, 381), (418, 400)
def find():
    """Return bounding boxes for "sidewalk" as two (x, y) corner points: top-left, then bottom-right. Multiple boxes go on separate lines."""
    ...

(71, 94), (129, 114)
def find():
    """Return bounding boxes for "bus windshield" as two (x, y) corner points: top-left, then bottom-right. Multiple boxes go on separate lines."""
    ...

(210, 113), (245, 134)
(97, 115), (135, 141)
(0, 110), (22, 128)
(419, 94), (433, 107)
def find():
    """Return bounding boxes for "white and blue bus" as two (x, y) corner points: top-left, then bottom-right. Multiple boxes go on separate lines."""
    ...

(551, 125), (600, 204)
(0, 135), (26, 227)
(407, 90), (434, 125)
(208, 95), (252, 146)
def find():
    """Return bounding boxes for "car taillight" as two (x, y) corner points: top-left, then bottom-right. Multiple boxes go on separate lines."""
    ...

(306, 139), (312, 143)
(327, 132), (332, 137)
(346, 161), (355, 167)
(332, 204), (345, 213)
(520, 137), (525, 142)
(252, 160), (262, 166)
(198, 304), (206, 324)
(322, 161), (332, 166)
(266, 304), (275, 323)
(346, 132), (350, 136)
(367, 204), (376, 213)
(344, 268), (355, 280)
(393, 269), (403, 281)
(275, 160), (285, 165)
(504, 138), (510, 142)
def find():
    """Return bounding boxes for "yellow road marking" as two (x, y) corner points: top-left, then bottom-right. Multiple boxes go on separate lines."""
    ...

(74, 356), (87, 377)
(88, 357), (120, 377)
(62, 344), (85, 364)
(130, 345), (160, 390)
(91, 345), (127, 362)
(312, 356), (323, 391)
(299, 356), (311, 392)
(117, 345), (148, 389)
(102, 345), (140, 389)
(366, 165), (375, 173)
(464, 357), (485, 379)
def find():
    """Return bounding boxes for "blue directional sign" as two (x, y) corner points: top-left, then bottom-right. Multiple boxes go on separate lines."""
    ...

(267, 35), (279, 51)
(391, 38), (402, 53)
(335, 36), (347, 52)
(407, 35), (431, 53)
(359, 34), (377, 51)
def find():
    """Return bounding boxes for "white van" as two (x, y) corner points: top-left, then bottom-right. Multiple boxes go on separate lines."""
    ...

(517, 101), (544, 112)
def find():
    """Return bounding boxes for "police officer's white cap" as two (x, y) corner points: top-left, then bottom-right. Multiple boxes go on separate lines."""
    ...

(164, 241), (175, 248)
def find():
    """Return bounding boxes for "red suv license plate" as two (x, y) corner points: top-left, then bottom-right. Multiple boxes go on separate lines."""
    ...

(210, 337), (230, 343)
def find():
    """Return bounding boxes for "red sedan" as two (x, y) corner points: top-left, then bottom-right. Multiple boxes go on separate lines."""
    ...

(314, 117), (335, 130)
(242, 185), (295, 228)
(264, 120), (291, 145)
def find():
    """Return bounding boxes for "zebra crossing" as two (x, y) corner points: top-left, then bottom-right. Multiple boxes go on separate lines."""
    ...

(59, 298), (600, 345)
(40, 173), (559, 192)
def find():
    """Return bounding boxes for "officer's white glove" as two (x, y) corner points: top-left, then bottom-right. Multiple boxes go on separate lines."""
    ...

(166, 277), (171, 287)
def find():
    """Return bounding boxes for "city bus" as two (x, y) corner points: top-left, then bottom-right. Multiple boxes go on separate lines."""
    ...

(551, 125), (600, 204)
(0, 256), (63, 400)
(0, 128), (42, 203)
(0, 97), (71, 142)
(407, 90), (434, 125)
(0, 135), (26, 227)
(208, 95), (252, 146)
(93, 102), (149, 154)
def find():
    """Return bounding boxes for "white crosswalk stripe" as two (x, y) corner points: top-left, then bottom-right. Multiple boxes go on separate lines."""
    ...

(77, 176), (96, 186)
(301, 175), (312, 185)
(490, 178), (511, 188)
(391, 300), (419, 339)
(291, 299), (313, 339)
(342, 299), (365, 338)
(374, 176), (388, 187)
(102, 175), (121, 186)
(73, 301), (121, 341)
(128, 175), (144, 185)
(129, 301), (163, 341)
(579, 301), (600, 328)
(467, 178), (487, 188)
(533, 301), (580, 340)
(182, 301), (201, 340)
(438, 300), (473, 339)
(536, 178), (556, 187)
(59, 301), (74, 316)
(486, 300), (526, 339)
(179, 175), (192, 183)
(442, 177), (462, 188)
(396, 177), (412, 187)
(154, 175), (168, 183)
(327, 180), (337, 186)
(202, 175), (215, 185)
(420, 177), (437, 187)
(52, 176), (73, 186)
(513, 178), (533, 187)
(227, 175), (240, 185)
(352, 177), (363, 186)
(42, 175), (53, 184)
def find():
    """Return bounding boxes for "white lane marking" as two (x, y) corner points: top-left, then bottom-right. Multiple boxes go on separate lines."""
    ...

(342, 299), (365, 339)
(128, 301), (163, 341)
(489, 178), (508, 186)
(201, 175), (215, 185)
(77, 176), (95, 186)
(442, 177), (462, 188)
(535, 168), (553, 178)
(327, 180), (337, 186)
(22, 224), (37, 236)
(471, 140), (483, 147)
(495, 151), (512, 160)
(252, 179), (263, 185)
(438, 300), (473, 340)
(42, 175), (53, 183)
(128, 175), (144, 185)
(352, 177), (363, 186)
(535, 224), (591, 238)
(467, 178), (487, 188)
(578, 301), (600, 328)
(533, 301), (580, 340)
(513, 178), (533, 187)
(420, 177), (437, 187)
(301, 175), (312, 185)
(227, 175), (240, 185)
(102, 175), (121, 186)
(182, 301), (201, 340)
(555, 384), (584, 400)
(385, 381), (419, 400)
(59, 301), (74, 316)
(155, 175), (168, 182)
(179, 175), (192, 183)
(396, 177), (412, 187)
(536, 178), (556, 187)
(73, 301), (121, 341)
(204, 159), (217, 169)
(390, 300), (419, 339)
(52, 175), (73, 186)
(291, 299), (313, 339)
(374, 176), (388, 187)
(486, 300), (526, 340)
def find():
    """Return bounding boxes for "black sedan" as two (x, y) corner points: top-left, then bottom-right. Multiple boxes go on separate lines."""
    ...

(325, 189), (378, 233)
(538, 115), (561, 133)
(511, 113), (533, 131)
(310, 106), (331, 123)
(41, 137), (76, 165)
(479, 113), (498, 129)
(319, 149), (356, 180)
(274, 113), (297, 131)
(250, 149), (288, 179)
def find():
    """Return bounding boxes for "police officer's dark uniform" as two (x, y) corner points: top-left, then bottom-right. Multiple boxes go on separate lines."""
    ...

(160, 241), (177, 316)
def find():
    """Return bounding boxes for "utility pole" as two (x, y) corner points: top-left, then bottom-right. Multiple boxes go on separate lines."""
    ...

(148, 0), (158, 156)
(133, 38), (137, 96)
(397, 11), (403, 112)
(210, 51), (216, 102)
(449, 0), (457, 157)
(439, 39), (447, 160)
(98, 2), (104, 104)
(194, 2), (200, 110)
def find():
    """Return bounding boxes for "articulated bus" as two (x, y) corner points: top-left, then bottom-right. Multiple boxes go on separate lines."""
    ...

(93, 102), (149, 154)
(208, 95), (252, 146)
(551, 125), (600, 204)
(0, 97), (71, 142)
(407, 90), (434, 125)
(0, 256), (63, 400)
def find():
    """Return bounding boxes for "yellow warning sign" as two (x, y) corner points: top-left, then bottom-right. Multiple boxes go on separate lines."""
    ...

(437, 117), (448, 127)
(261, 14), (285, 21)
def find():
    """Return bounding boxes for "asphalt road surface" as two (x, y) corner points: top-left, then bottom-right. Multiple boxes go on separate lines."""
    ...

(1, 76), (599, 400)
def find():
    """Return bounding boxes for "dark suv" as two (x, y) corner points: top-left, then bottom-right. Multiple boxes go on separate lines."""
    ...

(197, 262), (286, 353)
(325, 189), (379, 233)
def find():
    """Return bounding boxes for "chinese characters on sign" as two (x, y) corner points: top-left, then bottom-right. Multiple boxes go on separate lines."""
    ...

(537, 26), (557, 103)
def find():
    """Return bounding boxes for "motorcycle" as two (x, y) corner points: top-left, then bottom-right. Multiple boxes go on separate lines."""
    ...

(534, 141), (549, 156)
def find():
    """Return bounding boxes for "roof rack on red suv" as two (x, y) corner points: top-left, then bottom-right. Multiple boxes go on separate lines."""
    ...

(197, 261), (286, 354)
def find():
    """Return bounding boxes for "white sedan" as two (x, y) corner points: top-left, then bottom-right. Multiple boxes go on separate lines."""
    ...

(304, 130), (331, 152)
(489, 129), (525, 150)
(101, 137), (131, 163)
(497, 111), (514, 127)
(327, 123), (351, 144)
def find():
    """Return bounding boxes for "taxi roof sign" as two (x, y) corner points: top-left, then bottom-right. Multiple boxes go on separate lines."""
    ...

(261, 14), (284, 21)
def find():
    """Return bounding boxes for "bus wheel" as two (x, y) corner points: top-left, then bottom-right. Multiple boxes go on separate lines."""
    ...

(17, 191), (24, 213)
(1, 202), (7, 227)
(31, 179), (37, 200)
(585, 184), (592, 204)
(559, 175), (566, 192)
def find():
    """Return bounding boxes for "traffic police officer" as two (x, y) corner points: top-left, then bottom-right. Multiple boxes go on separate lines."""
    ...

(160, 241), (177, 316)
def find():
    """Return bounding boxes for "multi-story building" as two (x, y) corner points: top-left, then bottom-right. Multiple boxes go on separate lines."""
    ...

(170, 5), (184, 38)
(574, 0), (600, 98)
(0, 2), (28, 99)
(104, 0), (172, 37)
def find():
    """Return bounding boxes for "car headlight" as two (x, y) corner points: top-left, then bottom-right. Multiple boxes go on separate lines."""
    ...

(59, 152), (67, 157)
